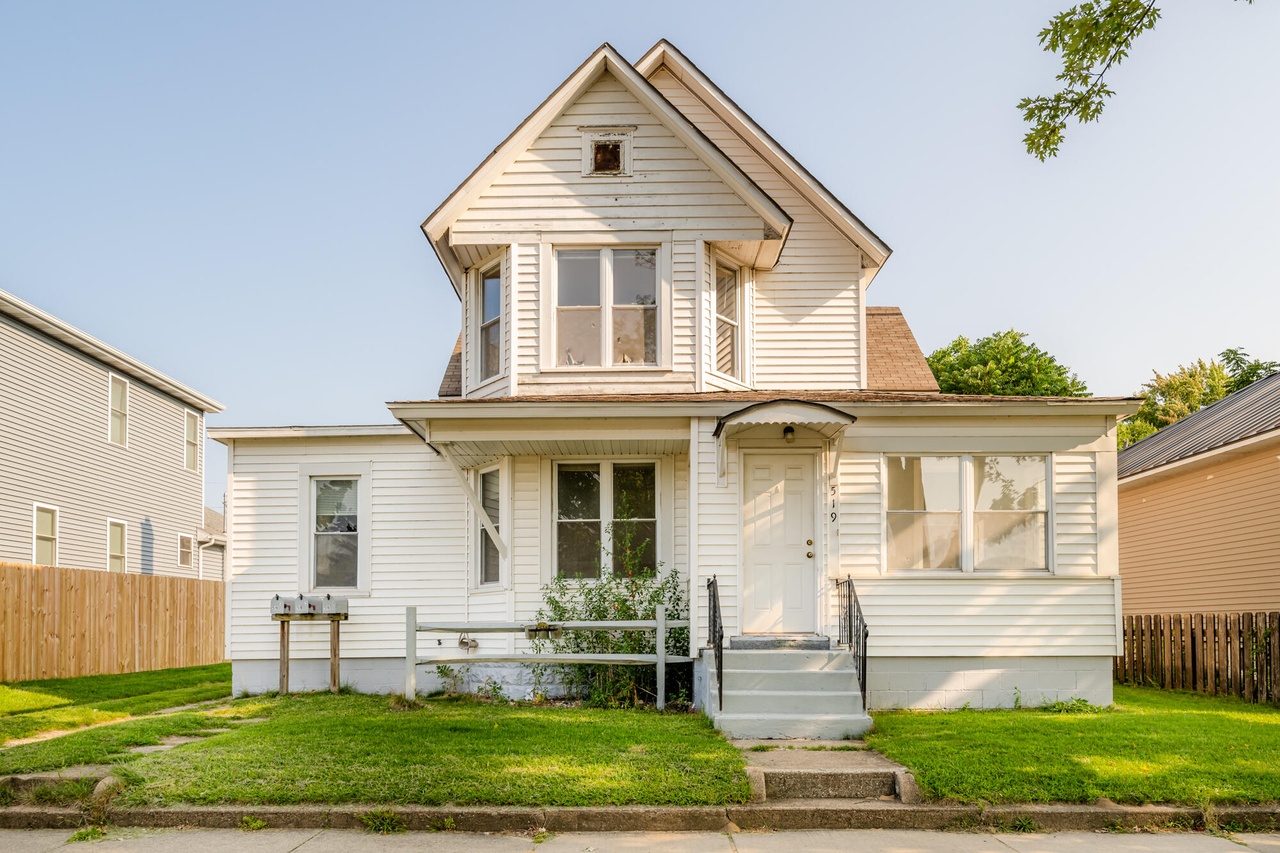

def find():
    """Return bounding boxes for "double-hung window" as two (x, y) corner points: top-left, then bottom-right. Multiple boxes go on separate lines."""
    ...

(178, 534), (194, 569)
(885, 455), (1049, 572)
(555, 247), (658, 367)
(478, 264), (502, 382)
(555, 461), (658, 579)
(313, 479), (359, 588)
(34, 505), (58, 566)
(107, 520), (127, 573)
(477, 467), (501, 585)
(184, 410), (200, 471)
(109, 375), (128, 446)
(713, 261), (741, 378)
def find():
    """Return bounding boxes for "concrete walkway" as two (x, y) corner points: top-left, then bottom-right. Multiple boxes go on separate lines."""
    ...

(2, 828), (1279, 852)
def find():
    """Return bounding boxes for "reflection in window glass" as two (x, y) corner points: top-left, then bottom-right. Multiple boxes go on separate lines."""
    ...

(612, 464), (657, 577)
(557, 251), (601, 366)
(612, 249), (657, 365)
(557, 464), (601, 578)
(885, 456), (961, 569)
(714, 263), (739, 377)
(973, 456), (1047, 569)
(314, 479), (358, 587)
(480, 266), (502, 380)
(479, 469), (500, 584)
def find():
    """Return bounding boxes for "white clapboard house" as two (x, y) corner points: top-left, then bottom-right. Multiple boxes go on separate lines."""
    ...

(213, 42), (1134, 737)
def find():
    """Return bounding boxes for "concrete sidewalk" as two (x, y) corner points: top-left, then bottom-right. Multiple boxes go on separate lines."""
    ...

(3, 828), (1279, 852)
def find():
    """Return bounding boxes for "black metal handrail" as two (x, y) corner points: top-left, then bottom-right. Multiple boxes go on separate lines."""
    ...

(707, 575), (724, 711)
(836, 576), (869, 705)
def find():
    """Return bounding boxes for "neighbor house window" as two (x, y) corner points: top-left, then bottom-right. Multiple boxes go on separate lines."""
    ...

(109, 375), (128, 446)
(108, 520), (126, 573)
(313, 479), (358, 588)
(184, 410), (200, 471)
(178, 534), (194, 569)
(478, 264), (502, 381)
(555, 461), (658, 579)
(580, 126), (633, 177)
(33, 505), (58, 566)
(714, 261), (740, 378)
(885, 455), (1050, 572)
(555, 247), (658, 367)
(478, 468), (501, 585)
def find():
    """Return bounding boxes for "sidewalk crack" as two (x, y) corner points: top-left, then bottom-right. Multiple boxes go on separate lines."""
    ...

(286, 827), (323, 852)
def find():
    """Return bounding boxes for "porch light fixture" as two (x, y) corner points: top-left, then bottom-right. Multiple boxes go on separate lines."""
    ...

(783, 425), (796, 443)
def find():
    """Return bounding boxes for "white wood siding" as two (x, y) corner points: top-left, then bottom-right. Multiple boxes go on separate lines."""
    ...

(513, 244), (540, 380)
(451, 72), (767, 243)
(838, 452), (882, 577)
(1054, 453), (1100, 576)
(0, 314), (205, 577)
(649, 67), (863, 390)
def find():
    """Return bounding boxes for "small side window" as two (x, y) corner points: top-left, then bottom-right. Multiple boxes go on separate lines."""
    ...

(178, 534), (194, 569)
(184, 411), (200, 471)
(313, 478), (359, 588)
(108, 520), (127, 573)
(109, 375), (128, 446)
(477, 468), (501, 585)
(34, 505), (58, 566)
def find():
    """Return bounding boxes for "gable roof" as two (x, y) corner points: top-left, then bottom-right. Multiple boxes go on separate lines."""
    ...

(423, 43), (792, 296)
(635, 40), (891, 280)
(0, 288), (223, 413)
(865, 307), (939, 392)
(1118, 371), (1280, 479)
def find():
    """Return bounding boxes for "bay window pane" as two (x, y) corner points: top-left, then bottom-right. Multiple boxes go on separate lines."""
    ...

(612, 306), (656, 365)
(975, 512), (1047, 569)
(557, 250), (600, 306)
(557, 521), (601, 579)
(557, 464), (600, 520)
(481, 319), (501, 378)
(480, 469), (500, 584)
(886, 456), (961, 512)
(557, 308), (601, 366)
(715, 264), (738, 321)
(482, 269), (501, 322)
(715, 319), (736, 376)
(613, 249), (657, 306)
(887, 513), (961, 569)
(974, 456), (1046, 511)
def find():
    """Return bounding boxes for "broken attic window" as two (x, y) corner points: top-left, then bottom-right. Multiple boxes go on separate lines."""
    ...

(592, 140), (623, 174)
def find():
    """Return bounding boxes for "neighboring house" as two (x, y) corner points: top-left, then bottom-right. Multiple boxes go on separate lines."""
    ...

(1118, 372), (1280, 613)
(212, 41), (1135, 735)
(199, 508), (227, 582)
(0, 289), (223, 578)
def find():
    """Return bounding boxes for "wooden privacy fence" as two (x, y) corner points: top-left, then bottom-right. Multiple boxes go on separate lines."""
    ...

(1114, 612), (1280, 705)
(0, 561), (225, 682)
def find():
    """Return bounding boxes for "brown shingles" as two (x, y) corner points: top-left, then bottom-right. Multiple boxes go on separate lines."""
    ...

(438, 334), (463, 397)
(864, 306), (940, 392)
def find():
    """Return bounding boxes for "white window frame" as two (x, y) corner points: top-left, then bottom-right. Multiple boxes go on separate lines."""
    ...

(297, 462), (372, 595)
(108, 374), (129, 447)
(473, 462), (508, 589)
(107, 518), (127, 573)
(881, 454), (1053, 576)
(548, 244), (669, 370)
(475, 262), (503, 384)
(178, 533), (194, 569)
(551, 459), (661, 581)
(183, 409), (201, 472)
(580, 125), (634, 177)
(710, 255), (745, 382)
(32, 503), (58, 567)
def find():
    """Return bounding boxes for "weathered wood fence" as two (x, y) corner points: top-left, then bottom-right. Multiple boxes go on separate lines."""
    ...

(1114, 612), (1280, 704)
(0, 561), (225, 682)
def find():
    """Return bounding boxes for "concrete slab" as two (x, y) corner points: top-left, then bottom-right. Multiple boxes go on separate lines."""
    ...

(0, 829), (73, 853)
(1238, 835), (1280, 852)
(994, 831), (1243, 852)
(739, 745), (898, 771)
(67, 827), (323, 852)
(297, 829), (534, 852)
(536, 831), (733, 852)
(731, 829), (1009, 852)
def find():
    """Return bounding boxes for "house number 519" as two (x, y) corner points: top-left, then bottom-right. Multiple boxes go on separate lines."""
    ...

(830, 485), (838, 525)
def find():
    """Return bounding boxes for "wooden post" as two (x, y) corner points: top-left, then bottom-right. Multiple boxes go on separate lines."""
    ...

(330, 619), (341, 694)
(405, 606), (417, 699)
(656, 605), (666, 711)
(279, 619), (290, 695)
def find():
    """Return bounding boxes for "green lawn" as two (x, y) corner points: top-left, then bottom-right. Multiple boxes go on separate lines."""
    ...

(0, 664), (231, 745)
(866, 685), (1280, 806)
(114, 693), (749, 807)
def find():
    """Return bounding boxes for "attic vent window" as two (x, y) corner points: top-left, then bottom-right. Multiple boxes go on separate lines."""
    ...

(580, 125), (634, 177)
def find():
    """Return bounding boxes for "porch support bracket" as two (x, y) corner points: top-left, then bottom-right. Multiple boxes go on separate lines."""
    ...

(429, 440), (509, 560)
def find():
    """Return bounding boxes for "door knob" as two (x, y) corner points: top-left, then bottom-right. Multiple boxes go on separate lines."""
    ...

(806, 551), (814, 558)
(806, 539), (813, 546)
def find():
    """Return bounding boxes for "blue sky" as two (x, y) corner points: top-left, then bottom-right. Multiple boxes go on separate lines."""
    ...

(3, 1), (1277, 509)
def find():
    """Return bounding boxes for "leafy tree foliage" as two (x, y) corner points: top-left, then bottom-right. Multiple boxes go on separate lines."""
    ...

(1021, 1), (1253, 160)
(927, 329), (1089, 397)
(1117, 347), (1279, 447)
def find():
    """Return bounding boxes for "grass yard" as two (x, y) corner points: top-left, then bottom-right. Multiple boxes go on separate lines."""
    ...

(114, 693), (749, 807)
(866, 685), (1280, 806)
(0, 664), (231, 745)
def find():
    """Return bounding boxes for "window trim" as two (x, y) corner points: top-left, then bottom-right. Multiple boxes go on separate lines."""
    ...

(107, 518), (127, 574)
(32, 503), (58, 567)
(297, 462), (372, 595)
(472, 462), (507, 589)
(579, 125), (635, 177)
(551, 459), (661, 581)
(183, 409), (201, 472)
(881, 454), (1053, 576)
(178, 533), (194, 569)
(548, 244), (668, 371)
(475, 261), (503, 384)
(108, 374), (129, 448)
(710, 255), (745, 382)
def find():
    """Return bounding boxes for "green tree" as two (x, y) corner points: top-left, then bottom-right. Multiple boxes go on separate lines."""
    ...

(1021, 1), (1254, 160)
(926, 329), (1089, 397)
(1219, 346), (1280, 394)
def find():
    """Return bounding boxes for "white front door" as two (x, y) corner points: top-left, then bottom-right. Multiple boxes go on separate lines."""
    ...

(742, 452), (817, 634)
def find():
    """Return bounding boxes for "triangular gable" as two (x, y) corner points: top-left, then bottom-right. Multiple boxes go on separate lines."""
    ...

(635, 40), (891, 281)
(422, 43), (791, 295)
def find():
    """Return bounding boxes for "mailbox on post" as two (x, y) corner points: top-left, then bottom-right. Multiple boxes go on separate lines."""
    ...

(270, 594), (349, 695)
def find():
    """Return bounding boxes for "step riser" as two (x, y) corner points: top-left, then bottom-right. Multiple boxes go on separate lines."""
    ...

(721, 692), (863, 716)
(764, 770), (896, 800)
(729, 637), (832, 651)
(722, 670), (858, 692)
(715, 714), (873, 740)
(720, 651), (856, 672)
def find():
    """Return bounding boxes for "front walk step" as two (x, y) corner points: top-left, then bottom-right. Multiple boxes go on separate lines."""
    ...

(736, 740), (917, 804)
(710, 648), (872, 739)
(729, 634), (832, 651)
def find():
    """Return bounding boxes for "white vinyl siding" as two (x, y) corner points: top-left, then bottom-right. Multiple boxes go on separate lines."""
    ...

(0, 314), (206, 578)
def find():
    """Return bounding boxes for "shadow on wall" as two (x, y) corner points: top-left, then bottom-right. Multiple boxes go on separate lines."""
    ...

(141, 517), (154, 575)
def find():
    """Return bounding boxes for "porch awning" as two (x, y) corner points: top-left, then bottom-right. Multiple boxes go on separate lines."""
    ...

(712, 399), (857, 480)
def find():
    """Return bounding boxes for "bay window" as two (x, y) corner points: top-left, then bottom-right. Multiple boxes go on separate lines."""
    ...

(713, 261), (740, 378)
(555, 247), (658, 367)
(555, 461), (658, 579)
(478, 467), (501, 585)
(886, 454), (1049, 572)
(478, 264), (502, 381)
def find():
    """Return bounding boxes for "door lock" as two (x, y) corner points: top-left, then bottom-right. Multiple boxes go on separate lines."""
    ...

(806, 551), (814, 558)
(806, 539), (813, 546)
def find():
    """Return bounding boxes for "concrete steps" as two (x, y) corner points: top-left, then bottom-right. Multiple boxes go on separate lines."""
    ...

(735, 739), (918, 805)
(709, 646), (872, 739)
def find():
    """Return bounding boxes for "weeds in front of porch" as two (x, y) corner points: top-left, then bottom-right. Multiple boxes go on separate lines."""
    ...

(434, 664), (470, 695)
(358, 809), (406, 834)
(866, 685), (1280, 806)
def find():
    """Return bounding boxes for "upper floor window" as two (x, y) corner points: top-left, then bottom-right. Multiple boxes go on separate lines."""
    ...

(33, 505), (58, 566)
(108, 375), (128, 446)
(580, 126), (633, 177)
(184, 410), (200, 471)
(178, 534), (194, 569)
(885, 455), (1048, 572)
(108, 520), (127, 573)
(478, 264), (502, 382)
(478, 467), (501, 585)
(555, 461), (658, 579)
(714, 262), (741, 378)
(556, 247), (657, 367)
